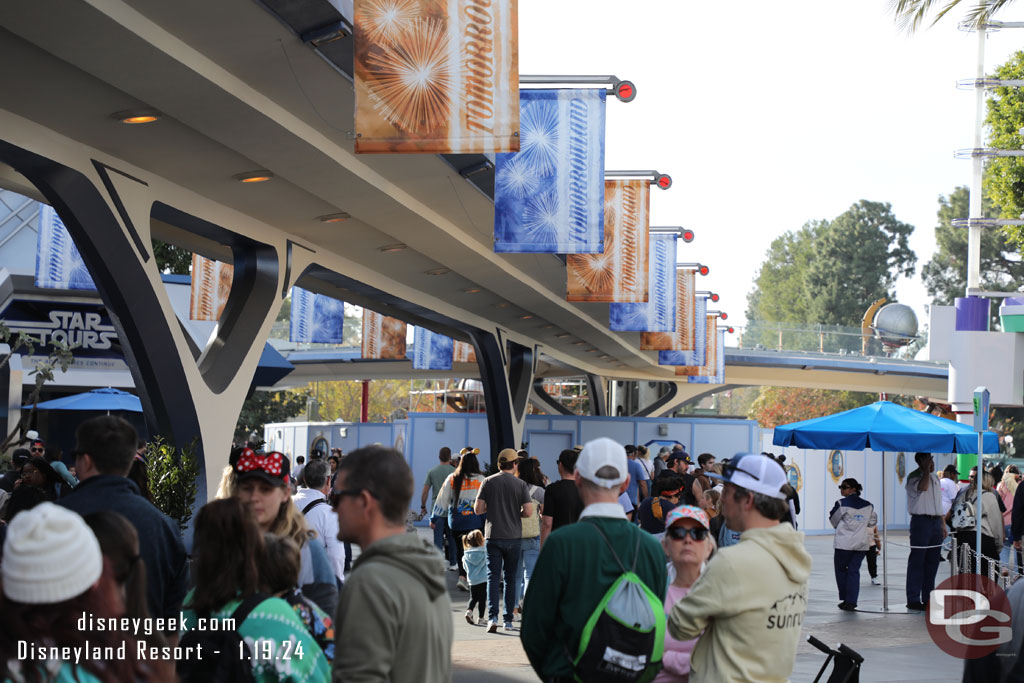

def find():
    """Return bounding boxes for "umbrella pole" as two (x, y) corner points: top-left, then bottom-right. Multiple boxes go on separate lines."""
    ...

(882, 451), (888, 611)
(977, 434), (984, 575)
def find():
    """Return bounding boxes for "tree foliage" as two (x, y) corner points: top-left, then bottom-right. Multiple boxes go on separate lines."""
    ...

(235, 390), (309, 442)
(152, 239), (192, 275)
(749, 387), (876, 429)
(746, 201), (916, 328)
(985, 51), (1024, 249)
(891, 0), (1017, 33)
(314, 379), (412, 423)
(145, 436), (200, 532)
(0, 324), (75, 452)
(922, 186), (1024, 311)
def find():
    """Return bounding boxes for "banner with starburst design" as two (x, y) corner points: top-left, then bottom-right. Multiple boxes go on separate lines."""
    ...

(685, 329), (725, 383)
(494, 88), (606, 253)
(353, 0), (519, 153)
(640, 269), (695, 350)
(608, 233), (676, 331)
(657, 296), (706, 366)
(189, 255), (233, 321)
(289, 287), (346, 343)
(676, 319), (719, 380)
(35, 205), (95, 291)
(453, 340), (477, 364)
(566, 180), (649, 302)
(412, 326), (454, 370)
(361, 309), (407, 359)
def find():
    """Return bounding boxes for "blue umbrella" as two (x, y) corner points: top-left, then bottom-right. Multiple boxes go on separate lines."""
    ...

(772, 400), (999, 612)
(773, 401), (999, 454)
(27, 387), (142, 413)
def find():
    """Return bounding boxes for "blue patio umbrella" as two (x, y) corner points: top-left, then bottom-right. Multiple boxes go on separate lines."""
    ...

(772, 401), (999, 612)
(27, 387), (142, 413)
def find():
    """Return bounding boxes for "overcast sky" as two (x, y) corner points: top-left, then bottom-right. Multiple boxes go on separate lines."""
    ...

(519, 0), (1024, 329)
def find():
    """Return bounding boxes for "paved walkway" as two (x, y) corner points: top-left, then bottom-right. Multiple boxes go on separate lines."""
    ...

(417, 529), (967, 682)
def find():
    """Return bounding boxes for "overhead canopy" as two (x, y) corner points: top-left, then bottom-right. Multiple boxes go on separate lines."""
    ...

(27, 387), (142, 413)
(772, 401), (999, 454)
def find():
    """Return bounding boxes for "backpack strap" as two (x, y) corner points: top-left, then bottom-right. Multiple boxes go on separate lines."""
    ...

(302, 498), (328, 515)
(231, 593), (269, 625)
(581, 518), (642, 573)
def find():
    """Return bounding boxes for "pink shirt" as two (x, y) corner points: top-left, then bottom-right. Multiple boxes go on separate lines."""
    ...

(654, 584), (699, 682)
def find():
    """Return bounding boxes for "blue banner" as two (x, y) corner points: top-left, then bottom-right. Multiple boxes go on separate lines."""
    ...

(494, 88), (606, 253)
(413, 327), (454, 371)
(35, 205), (95, 290)
(658, 297), (707, 366)
(289, 287), (345, 343)
(689, 329), (726, 384)
(609, 233), (677, 331)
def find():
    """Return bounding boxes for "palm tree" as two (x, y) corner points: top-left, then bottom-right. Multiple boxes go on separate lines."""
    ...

(891, 0), (1017, 32)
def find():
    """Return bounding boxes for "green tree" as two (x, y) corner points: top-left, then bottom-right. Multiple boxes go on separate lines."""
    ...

(152, 239), (191, 275)
(749, 387), (876, 429)
(804, 201), (917, 325)
(891, 0), (1016, 32)
(922, 186), (1024, 308)
(235, 389), (309, 441)
(146, 436), (200, 532)
(745, 220), (824, 324)
(985, 51), (1024, 249)
(315, 379), (412, 423)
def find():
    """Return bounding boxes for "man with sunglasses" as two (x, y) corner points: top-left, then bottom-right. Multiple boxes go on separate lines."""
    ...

(332, 445), (452, 683)
(668, 454), (811, 683)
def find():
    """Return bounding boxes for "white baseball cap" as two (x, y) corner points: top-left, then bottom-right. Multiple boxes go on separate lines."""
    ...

(576, 437), (628, 488)
(707, 454), (788, 500)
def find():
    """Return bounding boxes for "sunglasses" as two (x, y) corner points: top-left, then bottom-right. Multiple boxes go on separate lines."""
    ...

(667, 526), (709, 542)
(720, 460), (760, 482)
(30, 447), (44, 453)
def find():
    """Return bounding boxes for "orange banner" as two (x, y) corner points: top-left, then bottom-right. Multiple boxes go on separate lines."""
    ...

(676, 317), (717, 376)
(189, 254), (233, 321)
(566, 180), (649, 302)
(641, 269), (695, 350)
(453, 340), (477, 364)
(361, 310), (407, 359)
(353, 0), (520, 153)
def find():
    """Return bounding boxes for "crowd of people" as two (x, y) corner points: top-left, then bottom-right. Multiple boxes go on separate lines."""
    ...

(7, 416), (1022, 682)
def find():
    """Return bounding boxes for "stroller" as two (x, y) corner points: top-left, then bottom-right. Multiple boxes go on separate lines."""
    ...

(808, 635), (863, 683)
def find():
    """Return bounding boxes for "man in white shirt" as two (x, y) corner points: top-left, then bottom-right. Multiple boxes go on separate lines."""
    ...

(939, 464), (959, 515)
(293, 459), (346, 585)
(904, 452), (946, 611)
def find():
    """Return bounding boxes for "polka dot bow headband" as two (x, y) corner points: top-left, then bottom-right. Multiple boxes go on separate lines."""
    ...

(235, 448), (289, 484)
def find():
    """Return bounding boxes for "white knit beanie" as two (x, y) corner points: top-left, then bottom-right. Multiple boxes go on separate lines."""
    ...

(2, 502), (102, 604)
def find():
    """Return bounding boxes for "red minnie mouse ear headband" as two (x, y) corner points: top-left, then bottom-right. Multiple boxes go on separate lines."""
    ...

(233, 448), (290, 487)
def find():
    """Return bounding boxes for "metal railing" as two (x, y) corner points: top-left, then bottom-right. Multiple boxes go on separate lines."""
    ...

(731, 321), (925, 359)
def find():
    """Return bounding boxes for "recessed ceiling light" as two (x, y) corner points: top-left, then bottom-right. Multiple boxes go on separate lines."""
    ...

(111, 108), (160, 124)
(585, 348), (597, 353)
(317, 212), (351, 223)
(519, 314), (533, 319)
(462, 287), (482, 294)
(233, 171), (274, 183)
(378, 243), (407, 253)
(425, 267), (450, 276)
(572, 341), (585, 346)
(599, 354), (611, 359)
(555, 333), (571, 338)
(540, 324), (554, 329)
(494, 302), (510, 309)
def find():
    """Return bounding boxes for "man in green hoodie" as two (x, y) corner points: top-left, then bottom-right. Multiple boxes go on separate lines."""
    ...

(333, 445), (453, 682)
(668, 453), (812, 683)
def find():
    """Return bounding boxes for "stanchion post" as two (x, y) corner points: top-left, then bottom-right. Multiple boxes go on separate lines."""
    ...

(882, 451), (888, 611)
(973, 387), (989, 576)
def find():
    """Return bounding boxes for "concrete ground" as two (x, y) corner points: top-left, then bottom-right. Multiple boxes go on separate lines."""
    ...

(411, 529), (968, 683)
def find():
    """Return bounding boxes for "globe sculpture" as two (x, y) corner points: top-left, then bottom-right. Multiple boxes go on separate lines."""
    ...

(873, 303), (918, 348)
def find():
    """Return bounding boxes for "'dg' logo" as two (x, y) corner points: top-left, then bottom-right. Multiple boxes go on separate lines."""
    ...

(926, 574), (1011, 659)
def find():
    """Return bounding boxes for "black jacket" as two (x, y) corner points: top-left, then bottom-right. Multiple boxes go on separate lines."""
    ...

(58, 474), (188, 621)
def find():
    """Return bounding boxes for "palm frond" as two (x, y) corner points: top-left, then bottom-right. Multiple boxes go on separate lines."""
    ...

(891, 0), (1018, 32)
(962, 0), (1018, 29)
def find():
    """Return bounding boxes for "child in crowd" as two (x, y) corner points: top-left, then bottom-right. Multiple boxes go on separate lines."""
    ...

(261, 533), (335, 660)
(462, 530), (488, 625)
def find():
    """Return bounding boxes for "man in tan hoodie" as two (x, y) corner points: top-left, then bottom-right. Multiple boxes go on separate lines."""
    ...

(668, 454), (812, 683)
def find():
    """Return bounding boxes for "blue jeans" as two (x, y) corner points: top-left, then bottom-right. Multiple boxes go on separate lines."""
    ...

(834, 549), (866, 605)
(486, 538), (522, 623)
(907, 515), (943, 605)
(516, 536), (541, 605)
(431, 516), (457, 565)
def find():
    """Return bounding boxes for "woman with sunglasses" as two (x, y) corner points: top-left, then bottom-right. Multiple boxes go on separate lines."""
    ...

(829, 478), (877, 611)
(657, 506), (715, 683)
(230, 447), (339, 615)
